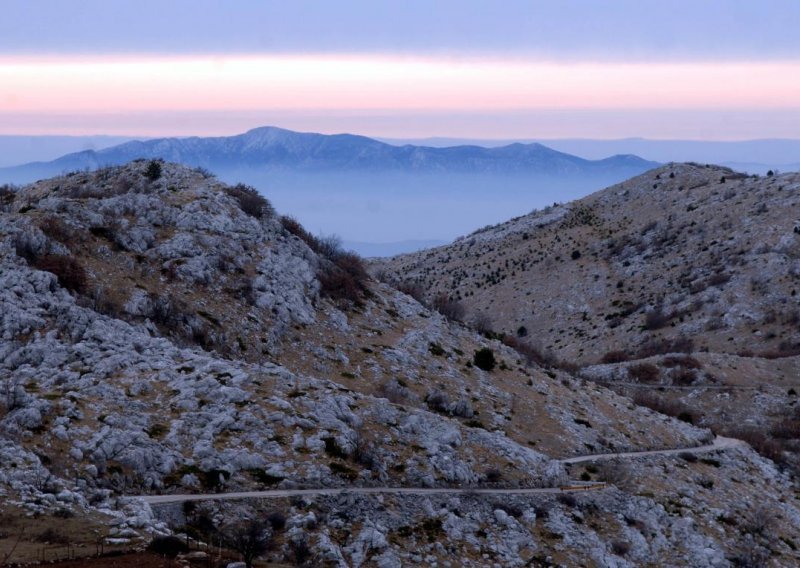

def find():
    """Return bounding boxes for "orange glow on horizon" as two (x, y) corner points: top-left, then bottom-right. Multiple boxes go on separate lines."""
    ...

(1, 54), (799, 114)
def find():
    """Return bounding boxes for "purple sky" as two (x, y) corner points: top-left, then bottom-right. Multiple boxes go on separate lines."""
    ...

(1, 1), (799, 139)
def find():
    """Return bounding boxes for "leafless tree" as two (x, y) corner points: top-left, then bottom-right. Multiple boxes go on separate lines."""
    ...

(223, 519), (272, 568)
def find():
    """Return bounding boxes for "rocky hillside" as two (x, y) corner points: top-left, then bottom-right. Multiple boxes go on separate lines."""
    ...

(379, 163), (800, 366)
(2, 162), (800, 566)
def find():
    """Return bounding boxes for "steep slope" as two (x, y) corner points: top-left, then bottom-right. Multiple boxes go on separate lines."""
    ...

(0, 126), (657, 184)
(380, 163), (800, 365)
(2, 162), (800, 566)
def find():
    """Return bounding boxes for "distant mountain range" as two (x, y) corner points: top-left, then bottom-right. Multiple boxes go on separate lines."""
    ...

(379, 136), (800, 175)
(0, 126), (657, 184)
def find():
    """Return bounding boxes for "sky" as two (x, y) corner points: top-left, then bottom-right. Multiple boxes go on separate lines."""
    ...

(1, 0), (799, 139)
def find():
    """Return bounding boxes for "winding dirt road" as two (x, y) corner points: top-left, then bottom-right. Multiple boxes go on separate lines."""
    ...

(136, 437), (745, 505)
(559, 435), (745, 465)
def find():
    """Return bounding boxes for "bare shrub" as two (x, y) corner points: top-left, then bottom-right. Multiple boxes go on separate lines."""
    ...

(670, 368), (697, 386)
(0, 184), (16, 203)
(13, 231), (42, 262)
(627, 363), (660, 383)
(38, 216), (76, 245)
(597, 459), (632, 490)
(33, 255), (88, 295)
(611, 540), (631, 556)
(724, 427), (784, 463)
(644, 305), (674, 330)
(502, 335), (557, 368)
(223, 519), (272, 568)
(601, 350), (630, 364)
(396, 280), (426, 303)
(662, 355), (702, 369)
(633, 392), (699, 424)
(431, 293), (465, 321)
(425, 390), (450, 414)
(376, 380), (409, 404)
(318, 252), (370, 304)
(471, 312), (494, 335)
(636, 336), (695, 358)
(224, 183), (275, 219)
(287, 535), (313, 565)
(770, 415), (800, 440)
(280, 215), (309, 240)
(35, 528), (69, 545)
(744, 505), (776, 538)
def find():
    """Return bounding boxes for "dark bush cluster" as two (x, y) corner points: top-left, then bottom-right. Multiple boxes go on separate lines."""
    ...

(144, 160), (163, 181)
(633, 392), (699, 424)
(473, 347), (496, 371)
(225, 183), (275, 219)
(602, 336), (695, 364)
(147, 535), (189, 557)
(644, 305), (675, 330)
(280, 216), (370, 305)
(0, 184), (16, 208)
(627, 363), (660, 383)
(34, 255), (88, 295)
(318, 250), (370, 304)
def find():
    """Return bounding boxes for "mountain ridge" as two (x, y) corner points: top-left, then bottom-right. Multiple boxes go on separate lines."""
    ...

(0, 126), (658, 184)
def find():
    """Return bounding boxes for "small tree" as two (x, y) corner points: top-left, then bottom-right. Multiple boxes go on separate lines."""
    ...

(144, 160), (162, 181)
(224, 519), (272, 568)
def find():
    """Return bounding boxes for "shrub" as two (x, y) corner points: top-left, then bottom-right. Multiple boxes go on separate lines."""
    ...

(318, 252), (370, 304)
(627, 363), (660, 383)
(144, 160), (162, 181)
(633, 392), (699, 424)
(266, 511), (287, 531)
(636, 336), (695, 358)
(224, 183), (274, 219)
(662, 355), (702, 369)
(35, 528), (69, 544)
(671, 368), (697, 386)
(601, 350), (629, 364)
(557, 493), (577, 507)
(147, 535), (189, 557)
(471, 313), (494, 336)
(502, 335), (563, 368)
(34, 255), (88, 294)
(485, 468), (502, 483)
(396, 280), (426, 303)
(376, 380), (409, 404)
(473, 348), (496, 371)
(223, 520), (271, 568)
(425, 390), (450, 414)
(38, 216), (75, 245)
(431, 294), (465, 321)
(0, 184), (16, 203)
(644, 305), (673, 330)
(611, 540), (631, 556)
(597, 459), (632, 489)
